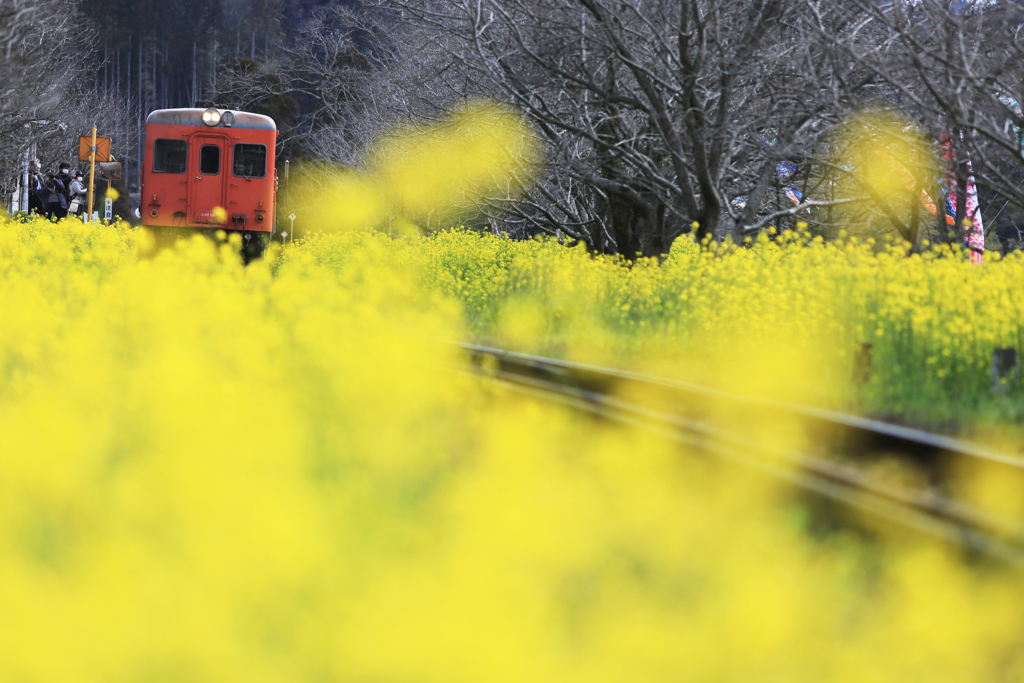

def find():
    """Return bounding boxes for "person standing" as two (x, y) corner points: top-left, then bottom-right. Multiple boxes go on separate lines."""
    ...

(69, 172), (88, 217)
(27, 159), (44, 215)
(56, 163), (73, 217)
(42, 173), (67, 221)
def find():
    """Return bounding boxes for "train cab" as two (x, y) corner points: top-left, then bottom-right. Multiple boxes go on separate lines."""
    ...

(141, 108), (277, 255)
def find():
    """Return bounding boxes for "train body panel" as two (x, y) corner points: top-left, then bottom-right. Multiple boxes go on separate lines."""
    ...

(141, 108), (277, 233)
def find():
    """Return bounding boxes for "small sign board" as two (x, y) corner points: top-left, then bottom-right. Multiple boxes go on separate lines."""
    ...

(98, 161), (122, 180)
(104, 198), (113, 221)
(289, 213), (297, 221)
(79, 136), (111, 162)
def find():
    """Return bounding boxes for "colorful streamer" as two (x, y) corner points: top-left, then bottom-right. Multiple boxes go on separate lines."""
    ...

(941, 134), (985, 264)
(776, 161), (802, 205)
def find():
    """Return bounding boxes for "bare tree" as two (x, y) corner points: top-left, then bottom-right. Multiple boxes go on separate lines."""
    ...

(0, 0), (85, 141)
(207, 4), (405, 168)
(0, 0), (129, 212)
(820, 0), (1024, 248)
(288, 5), (400, 164)
(368, 0), (872, 257)
(209, 56), (302, 157)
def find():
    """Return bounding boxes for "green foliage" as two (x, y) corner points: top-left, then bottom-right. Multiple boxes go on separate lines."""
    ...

(298, 227), (1024, 436)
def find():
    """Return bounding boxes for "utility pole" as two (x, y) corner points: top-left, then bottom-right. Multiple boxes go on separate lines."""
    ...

(138, 37), (143, 191)
(127, 36), (131, 193)
(87, 125), (97, 223)
(212, 29), (217, 93)
(161, 30), (167, 109)
(192, 41), (197, 106)
(21, 144), (29, 213)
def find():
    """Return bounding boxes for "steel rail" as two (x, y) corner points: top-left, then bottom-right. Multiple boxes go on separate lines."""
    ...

(457, 341), (1024, 470)
(448, 342), (1024, 566)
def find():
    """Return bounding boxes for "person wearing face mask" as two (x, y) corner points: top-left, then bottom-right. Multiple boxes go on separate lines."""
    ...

(69, 171), (88, 216)
(27, 159), (45, 215)
(43, 172), (70, 220)
(56, 162), (73, 209)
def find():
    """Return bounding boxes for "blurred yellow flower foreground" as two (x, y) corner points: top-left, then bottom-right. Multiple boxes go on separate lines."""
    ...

(2, 215), (1024, 682)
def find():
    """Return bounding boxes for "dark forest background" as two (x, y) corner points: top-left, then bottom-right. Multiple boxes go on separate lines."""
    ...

(79, 0), (363, 180)
(79, 0), (354, 137)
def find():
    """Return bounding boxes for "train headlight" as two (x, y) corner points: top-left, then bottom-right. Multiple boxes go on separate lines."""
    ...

(201, 108), (221, 126)
(222, 111), (235, 128)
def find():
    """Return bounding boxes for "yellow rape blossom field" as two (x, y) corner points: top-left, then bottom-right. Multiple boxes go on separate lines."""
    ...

(4, 213), (1024, 682)
(308, 225), (1024, 436)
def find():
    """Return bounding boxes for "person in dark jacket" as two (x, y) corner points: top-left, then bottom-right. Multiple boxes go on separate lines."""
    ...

(27, 159), (44, 215)
(42, 173), (67, 220)
(56, 163), (73, 209)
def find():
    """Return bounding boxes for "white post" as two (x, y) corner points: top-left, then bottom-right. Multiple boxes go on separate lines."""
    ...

(20, 146), (29, 213)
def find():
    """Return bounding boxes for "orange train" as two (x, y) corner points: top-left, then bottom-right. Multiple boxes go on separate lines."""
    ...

(141, 108), (277, 256)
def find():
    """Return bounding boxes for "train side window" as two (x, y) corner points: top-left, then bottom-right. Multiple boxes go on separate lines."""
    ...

(153, 139), (187, 174)
(199, 145), (221, 175)
(232, 144), (267, 178)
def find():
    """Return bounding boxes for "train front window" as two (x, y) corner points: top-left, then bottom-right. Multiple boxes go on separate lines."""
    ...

(153, 139), (187, 174)
(199, 145), (221, 175)
(232, 144), (267, 178)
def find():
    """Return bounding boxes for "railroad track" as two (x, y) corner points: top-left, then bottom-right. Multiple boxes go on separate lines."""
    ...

(452, 341), (1024, 567)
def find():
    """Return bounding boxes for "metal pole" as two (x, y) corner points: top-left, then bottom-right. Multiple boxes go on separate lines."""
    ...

(138, 38), (143, 192)
(21, 144), (29, 213)
(87, 126), (97, 222)
(127, 36), (131, 192)
(284, 160), (290, 238)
